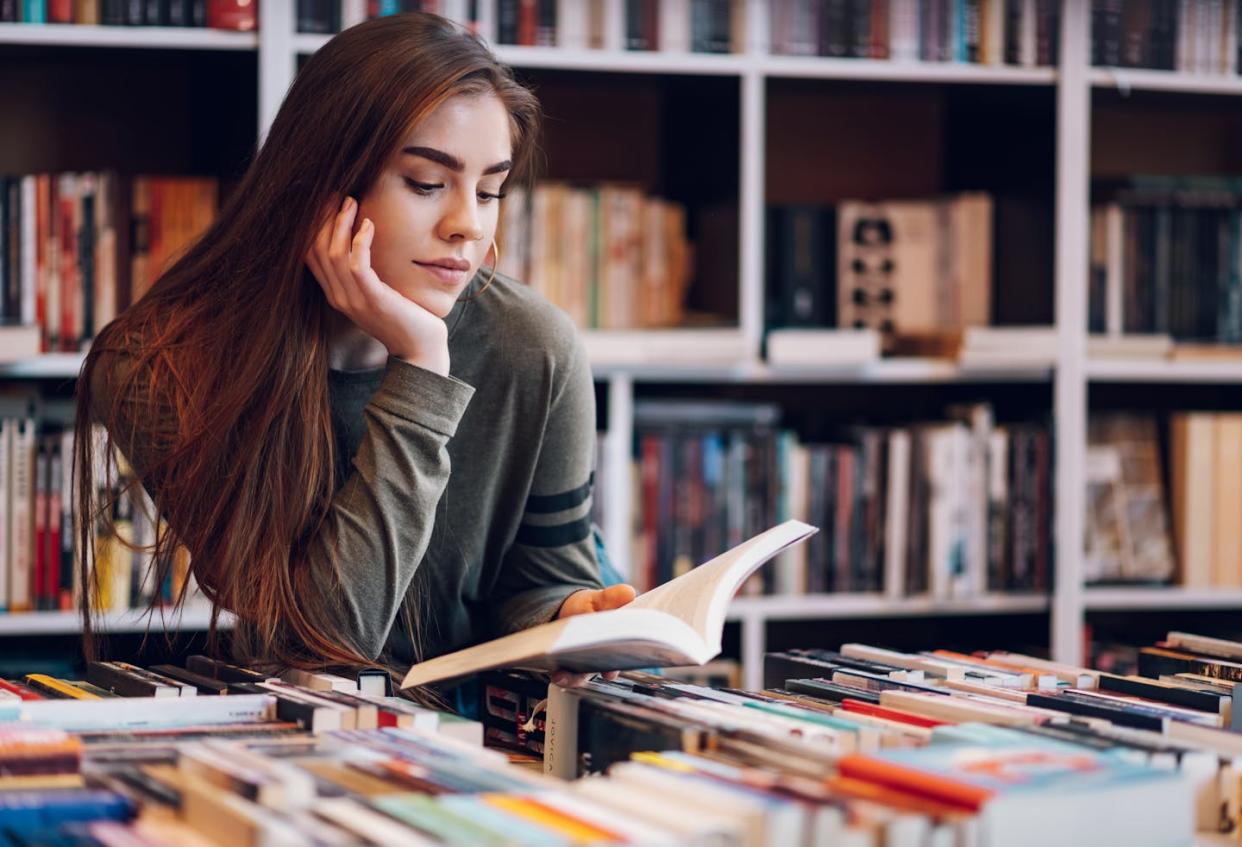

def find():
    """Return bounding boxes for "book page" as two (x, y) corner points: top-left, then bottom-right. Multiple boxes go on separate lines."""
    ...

(400, 608), (704, 689)
(626, 520), (817, 654)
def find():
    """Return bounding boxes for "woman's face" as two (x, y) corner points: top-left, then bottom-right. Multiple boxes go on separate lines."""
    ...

(358, 91), (512, 319)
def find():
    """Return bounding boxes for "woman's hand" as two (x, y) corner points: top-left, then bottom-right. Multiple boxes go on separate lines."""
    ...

(306, 196), (451, 376)
(550, 583), (637, 688)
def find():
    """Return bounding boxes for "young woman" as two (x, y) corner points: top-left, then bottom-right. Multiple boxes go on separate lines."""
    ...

(75, 12), (634, 695)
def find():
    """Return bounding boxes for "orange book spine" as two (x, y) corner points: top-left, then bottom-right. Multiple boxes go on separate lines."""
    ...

(836, 753), (994, 811)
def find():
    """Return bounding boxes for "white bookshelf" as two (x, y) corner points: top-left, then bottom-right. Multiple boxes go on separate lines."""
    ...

(4, 2), (1242, 679)
(0, 22), (257, 49)
(1090, 67), (1242, 97)
(0, 604), (235, 636)
(1084, 587), (1242, 612)
(1087, 358), (1242, 384)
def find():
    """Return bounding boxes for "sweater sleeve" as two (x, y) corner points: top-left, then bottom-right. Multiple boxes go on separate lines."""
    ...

(487, 332), (604, 636)
(90, 351), (474, 661)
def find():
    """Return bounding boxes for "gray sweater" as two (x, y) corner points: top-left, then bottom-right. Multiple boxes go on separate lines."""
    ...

(92, 273), (604, 665)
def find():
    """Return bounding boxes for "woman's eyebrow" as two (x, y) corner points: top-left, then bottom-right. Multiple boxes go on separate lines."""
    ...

(402, 146), (512, 175)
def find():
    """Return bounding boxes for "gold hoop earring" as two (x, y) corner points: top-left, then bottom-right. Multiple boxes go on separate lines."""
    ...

(458, 239), (499, 302)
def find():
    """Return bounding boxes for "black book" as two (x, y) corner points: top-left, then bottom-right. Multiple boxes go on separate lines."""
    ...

(772, 205), (834, 328)
(783, 678), (882, 704)
(763, 652), (844, 691)
(79, 183), (95, 341)
(1026, 692), (1165, 732)
(98, 0), (129, 25)
(0, 177), (9, 323)
(86, 661), (180, 698)
(144, 0), (168, 26)
(228, 682), (341, 732)
(1098, 674), (1227, 715)
(821, 0), (850, 58)
(846, 0), (870, 59)
(497, 0), (519, 44)
(185, 654), (272, 684)
(150, 663), (231, 695)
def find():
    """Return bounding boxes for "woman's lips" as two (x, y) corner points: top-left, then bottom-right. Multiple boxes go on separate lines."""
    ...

(413, 261), (469, 287)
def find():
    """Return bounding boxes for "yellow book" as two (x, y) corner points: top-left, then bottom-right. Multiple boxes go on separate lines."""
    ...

(483, 793), (622, 842)
(23, 674), (102, 700)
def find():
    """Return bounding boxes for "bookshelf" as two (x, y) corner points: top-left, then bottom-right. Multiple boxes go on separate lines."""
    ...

(3, 2), (1242, 685)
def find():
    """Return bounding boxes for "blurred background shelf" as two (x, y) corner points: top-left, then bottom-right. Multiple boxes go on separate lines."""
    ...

(0, 22), (258, 49)
(0, 605), (236, 636)
(727, 593), (1050, 621)
(1084, 587), (1242, 612)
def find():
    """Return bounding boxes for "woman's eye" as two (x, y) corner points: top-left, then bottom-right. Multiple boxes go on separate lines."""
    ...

(478, 191), (504, 204)
(403, 178), (441, 195)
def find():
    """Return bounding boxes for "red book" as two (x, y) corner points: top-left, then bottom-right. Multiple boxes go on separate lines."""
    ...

(0, 678), (46, 700)
(517, 0), (535, 45)
(207, 0), (258, 31)
(840, 698), (951, 729)
(48, 0), (72, 22)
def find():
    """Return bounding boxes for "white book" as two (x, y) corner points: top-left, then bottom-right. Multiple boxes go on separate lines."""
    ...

(558, 0), (589, 49)
(1165, 631), (1242, 662)
(659, 0), (690, 52)
(9, 417), (34, 611)
(583, 329), (747, 367)
(883, 429), (911, 600)
(774, 439), (809, 595)
(400, 521), (817, 688)
(889, 0), (920, 62)
(0, 325), (40, 364)
(340, 0), (367, 28)
(1087, 333), (1173, 359)
(279, 668), (358, 694)
(572, 775), (739, 843)
(961, 325), (1058, 354)
(14, 694), (276, 730)
(765, 328), (881, 368)
(20, 176), (36, 327)
(314, 798), (439, 846)
(602, 0), (624, 51)
(1104, 202), (1125, 335)
(1020, 0), (1036, 66)
(0, 420), (10, 612)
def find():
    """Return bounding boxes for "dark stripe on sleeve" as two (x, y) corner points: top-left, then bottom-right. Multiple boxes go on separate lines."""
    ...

(523, 472), (594, 515)
(516, 516), (593, 548)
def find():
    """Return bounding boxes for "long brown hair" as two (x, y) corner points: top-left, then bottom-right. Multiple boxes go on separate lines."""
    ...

(73, 12), (541, 690)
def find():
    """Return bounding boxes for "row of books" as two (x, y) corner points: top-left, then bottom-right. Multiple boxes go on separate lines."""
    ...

(614, 400), (1052, 597)
(543, 630), (1242, 841)
(1089, 176), (1242, 344)
(771, 0), (1061, 66)
(1093, 0), (1242, 74)
(0, 417), (193, 615)
(0, 171), (218, 354)
(0, 0), (257, 28)
(296, 0), (748, 53)
(1169, 411), (1242, 589)
(8, 633), (1236, 846)
(495, 183), (694, 331)
(766, 193), (993, 352)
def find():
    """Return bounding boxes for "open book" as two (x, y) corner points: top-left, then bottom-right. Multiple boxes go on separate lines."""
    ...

(400, 520), (817, 689)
